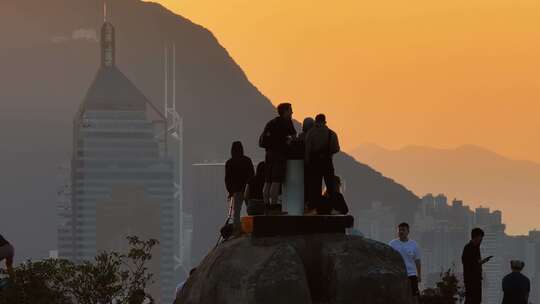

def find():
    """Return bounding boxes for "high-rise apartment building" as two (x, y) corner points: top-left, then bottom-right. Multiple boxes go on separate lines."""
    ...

(474, 207), (505, 304)
(191, 163), (227, 266)
(529, 230), (540, 304)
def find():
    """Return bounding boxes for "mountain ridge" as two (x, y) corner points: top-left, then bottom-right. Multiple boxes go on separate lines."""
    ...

(351, 143), (540, 234)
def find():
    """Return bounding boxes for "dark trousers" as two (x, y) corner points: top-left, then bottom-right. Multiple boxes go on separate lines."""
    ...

(464, 281), (482, 304)
(306, 157), (335, 210)
(409, 276), (420, 297)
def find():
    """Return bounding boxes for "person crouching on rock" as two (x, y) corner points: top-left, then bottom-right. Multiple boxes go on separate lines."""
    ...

(316, 175), (349, 215)
(225, 141), (254, 236)
(298, 117), (314, 211)
(0, 234), (14, 275)
(244, 161), (266, 215)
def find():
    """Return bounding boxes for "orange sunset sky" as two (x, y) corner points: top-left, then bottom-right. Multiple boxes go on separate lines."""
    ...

(154, 0), (540, 163)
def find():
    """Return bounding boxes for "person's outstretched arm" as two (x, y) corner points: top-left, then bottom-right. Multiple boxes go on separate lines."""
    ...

(480, 256), (492, 264)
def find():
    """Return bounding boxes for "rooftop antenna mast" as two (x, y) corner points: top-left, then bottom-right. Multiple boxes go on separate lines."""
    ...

(163, 42), (185, 272)
(172, 44), (176, 113)
(103, 1), (108, 22)
(164, 45), (169, 120)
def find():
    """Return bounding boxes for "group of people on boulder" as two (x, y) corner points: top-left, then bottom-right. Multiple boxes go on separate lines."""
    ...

(224, 102), (348, 234)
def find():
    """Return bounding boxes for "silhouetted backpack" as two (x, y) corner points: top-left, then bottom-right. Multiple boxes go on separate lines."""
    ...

(259, 120), (276, 149)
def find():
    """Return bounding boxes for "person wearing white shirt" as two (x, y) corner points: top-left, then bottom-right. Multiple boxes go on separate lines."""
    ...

(389, 222), (421, 302)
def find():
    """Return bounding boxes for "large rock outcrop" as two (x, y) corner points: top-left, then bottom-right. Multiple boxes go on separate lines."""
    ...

(176, 234), (413, 304)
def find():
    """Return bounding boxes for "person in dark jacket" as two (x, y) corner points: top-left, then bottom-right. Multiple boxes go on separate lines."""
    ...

(261, 103), (296, 207)
(304, 114), (340, 213)
(298, 117), (315, 209)
(225, 141), (254, 235)
(298, 117), (314, 143)
(462, 228), (492, 304)
(0, 234), (14, 273)
(502, 260), (530, 304)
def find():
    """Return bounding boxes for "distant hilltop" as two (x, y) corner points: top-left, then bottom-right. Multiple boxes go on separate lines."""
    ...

(351, 143), (540, 235)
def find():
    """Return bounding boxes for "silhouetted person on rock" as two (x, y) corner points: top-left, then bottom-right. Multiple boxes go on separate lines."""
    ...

(259, 103), (296, 207)
(304, 114), (340, 213)
(389, 223), (422, 303)
(244, 161), (266, 215)
(462, 228), (492, 304)
(225, 141), (254, 235)
(317, 175), (349, 215)
(245, 161), (265, 201)
(298, 117), (314, 143)
(0, 234), (14, 274)
(502, 260), (530, 304)
(296, 117), (314, 208)
(288, 117), (314, 160)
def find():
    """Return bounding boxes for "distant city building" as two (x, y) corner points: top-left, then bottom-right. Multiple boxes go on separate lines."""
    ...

(190, 163), (227, 266)
(413, 195), (472, 285)
(529, 230), (540, 303)
(49, 250), (59, 259)
(474, 207), (505, 304)
(355, 201), (396, 242)
(57, 18), (181, 303)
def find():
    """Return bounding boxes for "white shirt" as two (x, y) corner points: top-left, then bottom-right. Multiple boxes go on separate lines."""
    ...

(389, 239), (421, 277)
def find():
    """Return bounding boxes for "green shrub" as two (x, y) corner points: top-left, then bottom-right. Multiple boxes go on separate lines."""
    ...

(421, 268), (464, 304)
(0, 236), (158, 304)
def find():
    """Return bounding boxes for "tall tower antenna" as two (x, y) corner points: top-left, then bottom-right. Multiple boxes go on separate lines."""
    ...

(103, 1), (108, 22)
(172, 44), (176, 112)
(164, 45), (169, 120)
(100, 4), (115, 67)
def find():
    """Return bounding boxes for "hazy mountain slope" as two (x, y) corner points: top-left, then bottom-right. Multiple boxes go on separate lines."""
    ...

(351, 144), (540, 234)
(0, 0), (419, 260)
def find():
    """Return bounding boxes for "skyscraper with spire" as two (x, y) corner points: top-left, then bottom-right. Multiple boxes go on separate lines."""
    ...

(57, 11), (180, 303)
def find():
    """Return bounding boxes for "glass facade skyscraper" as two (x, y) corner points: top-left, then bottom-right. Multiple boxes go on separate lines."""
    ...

(58, 20), (178, 303)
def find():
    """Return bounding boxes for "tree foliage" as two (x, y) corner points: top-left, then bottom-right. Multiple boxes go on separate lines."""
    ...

(0, 236), (158, 304)
(421, 267), (465, 304)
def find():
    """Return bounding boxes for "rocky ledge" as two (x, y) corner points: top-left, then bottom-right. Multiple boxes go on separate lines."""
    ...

(176, 234), (413, 304)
